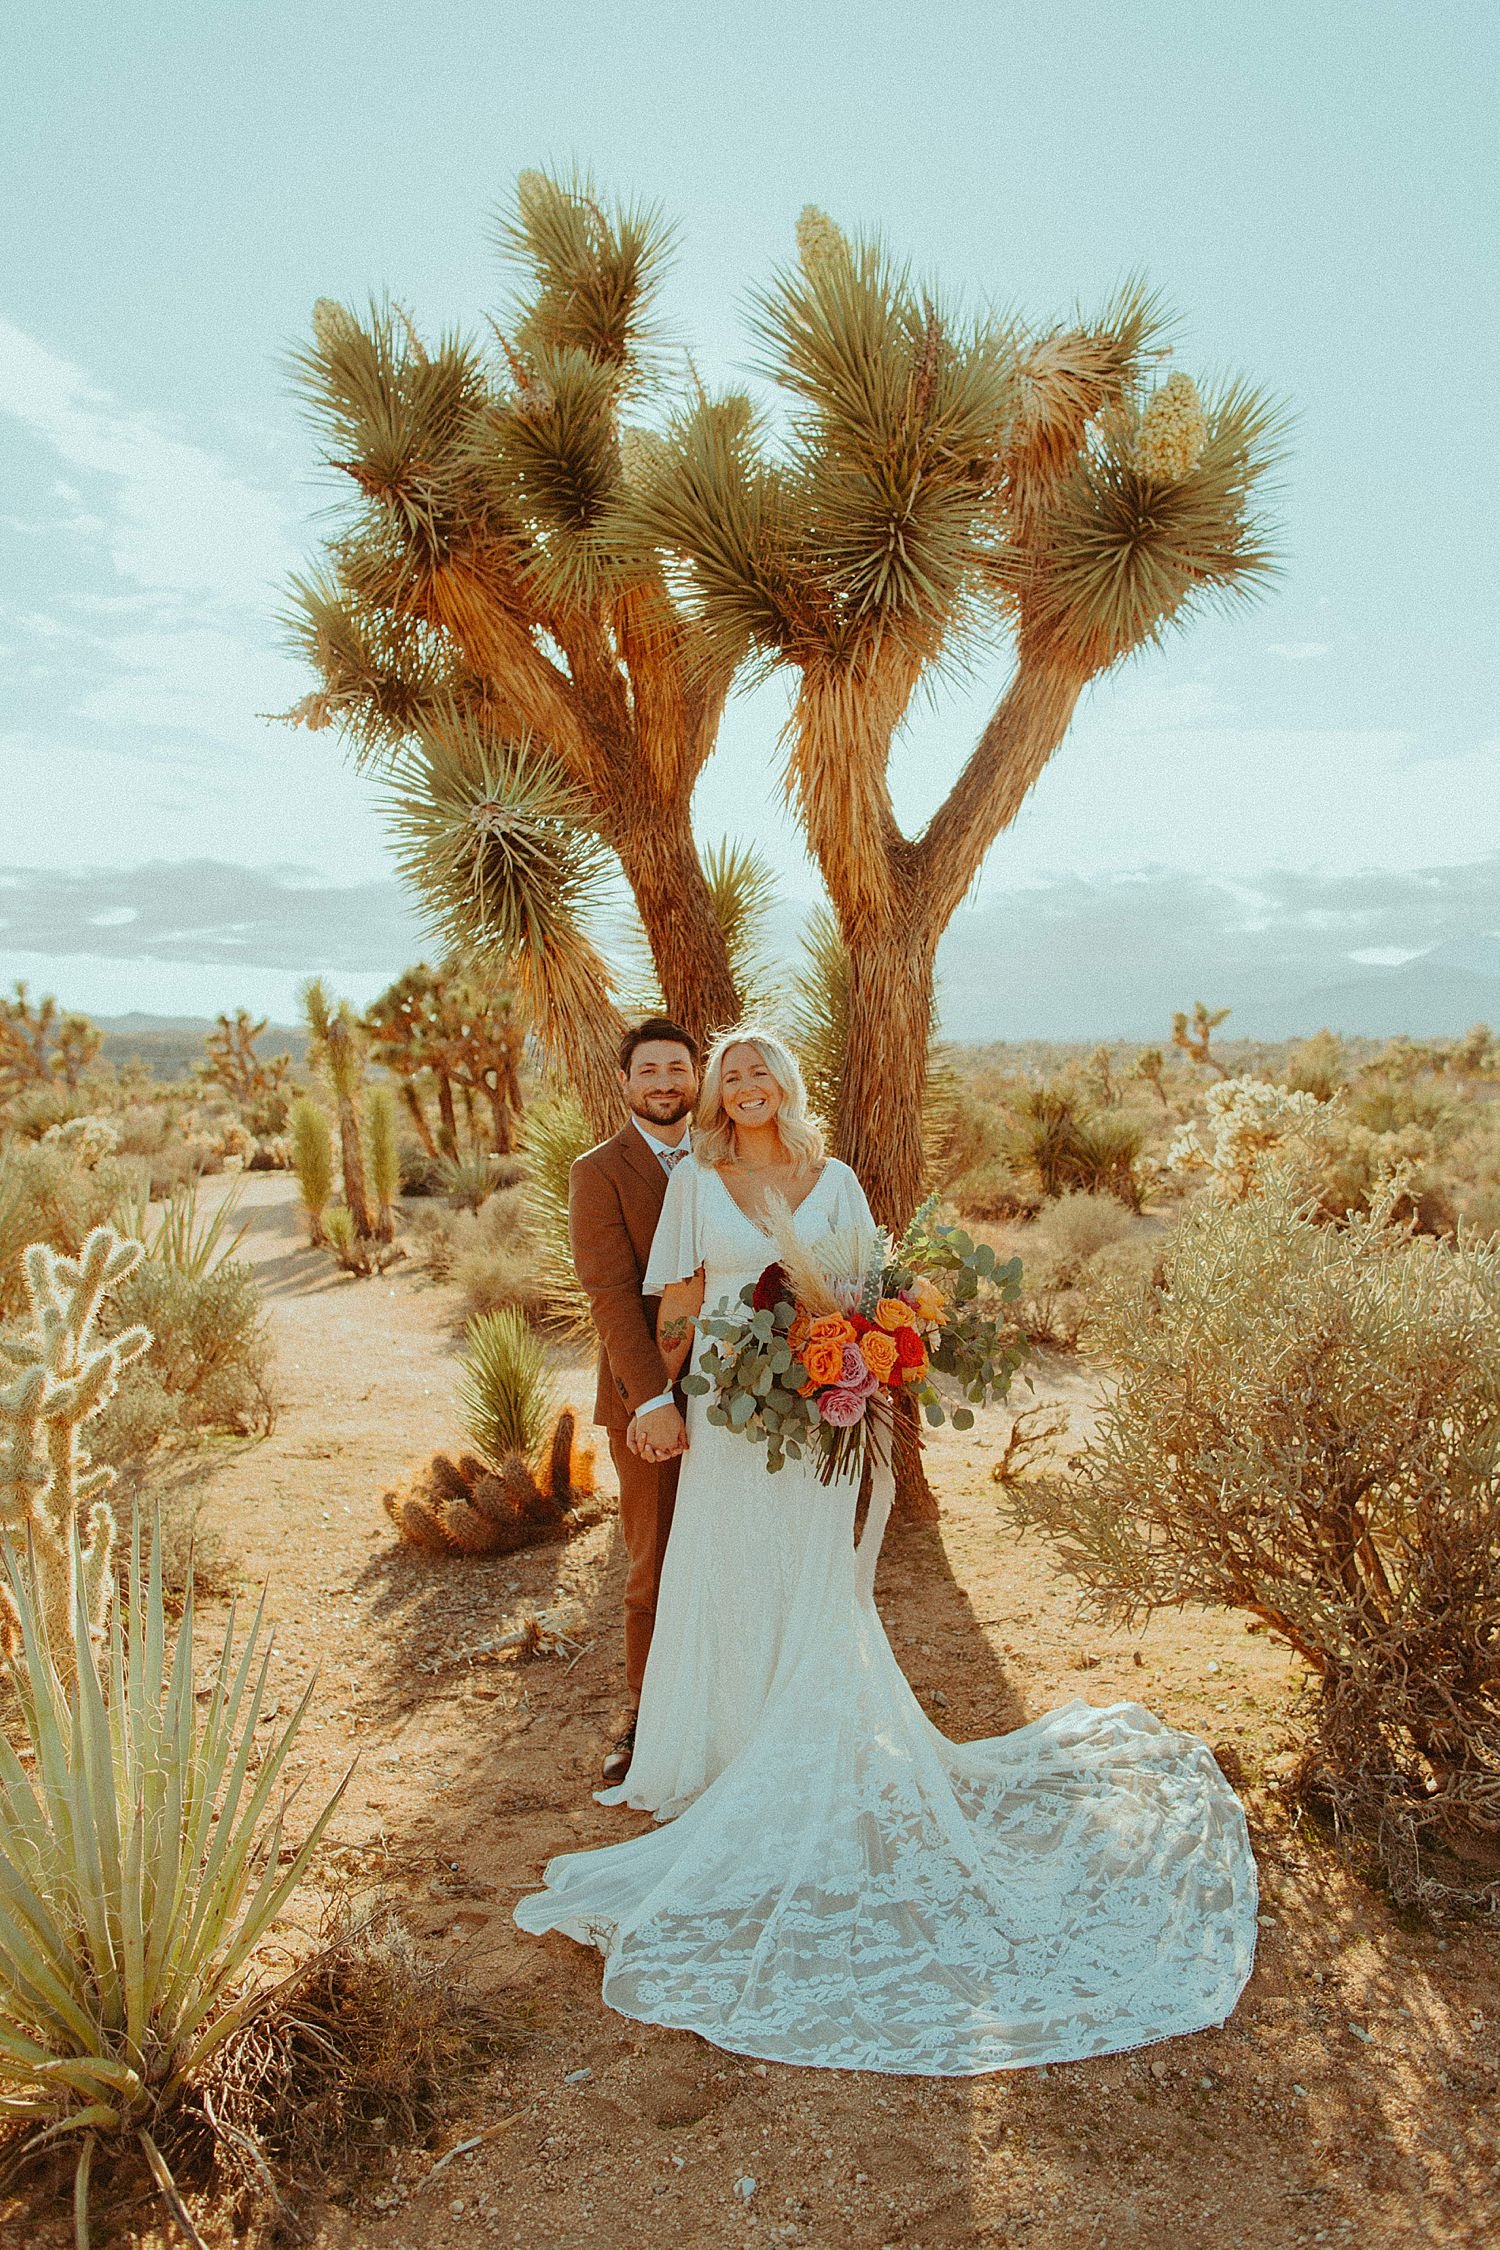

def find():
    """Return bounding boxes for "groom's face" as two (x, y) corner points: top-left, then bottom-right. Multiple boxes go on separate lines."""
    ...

(621, 1039), (699, 1126)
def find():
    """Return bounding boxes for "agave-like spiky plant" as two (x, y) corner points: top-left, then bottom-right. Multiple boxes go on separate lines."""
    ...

(288, 170), (749, 1105)
(516, 1092), (596, 1337)
(625, 208), (1286, 1226)
(0, 1527), (347, 2247)
(457, 1306), (549, 1467)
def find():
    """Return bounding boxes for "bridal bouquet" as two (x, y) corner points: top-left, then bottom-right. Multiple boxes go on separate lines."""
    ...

(683, 1196), (1024, 1481)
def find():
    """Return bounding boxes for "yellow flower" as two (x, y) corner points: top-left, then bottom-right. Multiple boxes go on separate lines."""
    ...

(909, 1277), (945, 1323)
(1136, 373), (1208, 483)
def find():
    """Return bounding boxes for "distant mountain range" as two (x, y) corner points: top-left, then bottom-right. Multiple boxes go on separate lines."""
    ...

(6, 855), (1500, 1048)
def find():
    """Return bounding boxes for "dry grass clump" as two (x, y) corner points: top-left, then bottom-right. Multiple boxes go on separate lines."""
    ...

(1005, 1175), (1500, 1912)
(407, 1186), (547, 1324)
(194, 1905), (526, 2207)
(0, 1121), (134, 1317)
(94, 1257), (274, 1462)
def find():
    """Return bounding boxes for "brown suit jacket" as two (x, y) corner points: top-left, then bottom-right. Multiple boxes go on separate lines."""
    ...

(569, 1124), (679, 1432)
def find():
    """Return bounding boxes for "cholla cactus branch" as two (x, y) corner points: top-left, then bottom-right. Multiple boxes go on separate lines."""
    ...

(0, 1226), (152, 1671)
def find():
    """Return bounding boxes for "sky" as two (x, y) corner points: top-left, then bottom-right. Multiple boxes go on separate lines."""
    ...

(1, 0), (1497, 1028)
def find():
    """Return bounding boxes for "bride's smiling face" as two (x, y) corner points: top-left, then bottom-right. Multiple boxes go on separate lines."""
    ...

(720, 1043), (784, 1132)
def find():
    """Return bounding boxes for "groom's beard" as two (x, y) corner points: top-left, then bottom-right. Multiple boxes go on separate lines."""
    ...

(628, 1092), (695, 1127)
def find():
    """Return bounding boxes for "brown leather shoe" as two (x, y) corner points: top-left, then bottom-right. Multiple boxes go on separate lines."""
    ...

(601, 1721), (636, 1786)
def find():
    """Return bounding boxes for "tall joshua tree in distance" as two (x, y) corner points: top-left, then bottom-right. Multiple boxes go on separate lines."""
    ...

(288, 171), (745, 1132)
(627, 211), (1285, 1225)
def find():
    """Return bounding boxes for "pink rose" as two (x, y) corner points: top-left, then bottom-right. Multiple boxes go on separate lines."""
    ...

(818, 1386), (869, 1428)
(839, 1343), (880, 1396)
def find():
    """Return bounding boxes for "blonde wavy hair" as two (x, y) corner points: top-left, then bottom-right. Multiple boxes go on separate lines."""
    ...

(693, 1024), (826, 1172)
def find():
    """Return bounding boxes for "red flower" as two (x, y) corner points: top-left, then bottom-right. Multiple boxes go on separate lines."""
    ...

(752, 1262), (790, 1312)
(895, 1324), (927, 1369)
(849, 1312), (873, 1334)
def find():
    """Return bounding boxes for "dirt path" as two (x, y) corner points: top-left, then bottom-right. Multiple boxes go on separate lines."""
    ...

(11, 1174), (1497, 2248)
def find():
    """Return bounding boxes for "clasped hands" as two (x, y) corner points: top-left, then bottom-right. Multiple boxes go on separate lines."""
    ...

(627, 1400), (688, 1464)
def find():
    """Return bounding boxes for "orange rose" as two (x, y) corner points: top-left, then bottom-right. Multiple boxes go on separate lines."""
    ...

(802, 1338), (847, 1387)
(875, 1297), (919, 1332)
(857, 1329), (899, 1382)
(787, 1313), (811, 1355)
(910, 1277), (945, 1323)
(808, 1314), (856, 1347)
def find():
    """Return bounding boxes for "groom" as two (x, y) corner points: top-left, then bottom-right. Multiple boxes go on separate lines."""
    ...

(569, 1017), (700, 1785)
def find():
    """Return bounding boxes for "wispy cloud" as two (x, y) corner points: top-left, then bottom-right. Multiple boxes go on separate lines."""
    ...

(0, 319), (294, 605)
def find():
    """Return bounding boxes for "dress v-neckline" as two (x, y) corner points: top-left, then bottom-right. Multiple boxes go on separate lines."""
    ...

(708, 1158), (832, 1241)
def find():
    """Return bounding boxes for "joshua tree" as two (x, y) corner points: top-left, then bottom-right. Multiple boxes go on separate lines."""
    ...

(1173, 999), (1233, 1078)
(363, 962), (527, 1158)
(627, 213), (1283, 1225)
(302, 980), (376, 1238)
(0, 983), (102, 1107)
(200, 1006), (291, 1124)
(288, 171), (749, 1128)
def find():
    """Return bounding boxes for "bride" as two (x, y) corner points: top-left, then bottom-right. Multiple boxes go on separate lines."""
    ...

(514, 1026), (1257, 2074)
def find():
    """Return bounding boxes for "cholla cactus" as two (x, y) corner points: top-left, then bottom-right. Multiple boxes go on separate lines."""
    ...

(41, 1114), (120, 1166)
(795, 204), (852, 281)
(0, 1226), (151, 1668)
(1168, 1074), (1325, 1201)
(1137, 372), (1209, 482)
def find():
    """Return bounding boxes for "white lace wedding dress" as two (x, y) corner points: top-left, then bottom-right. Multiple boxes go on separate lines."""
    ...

(513, 1155), (1258, 2073)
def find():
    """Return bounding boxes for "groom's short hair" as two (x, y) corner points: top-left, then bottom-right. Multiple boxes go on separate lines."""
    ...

(619, 1016), (701, 1073)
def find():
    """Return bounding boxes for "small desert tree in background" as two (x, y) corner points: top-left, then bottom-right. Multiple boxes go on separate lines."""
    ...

(1172, 998), (1233, 1078)
(199, 1006), (292, 1133)
(628, 213), (1283, 1227)
(1004, 1175), (1500, 1911)
(363, 961), (528, 1158)
(0, 982), (102, 1110)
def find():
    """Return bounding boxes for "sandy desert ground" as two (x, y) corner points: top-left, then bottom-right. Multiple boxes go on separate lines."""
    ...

(7, 1172), (1497, 2249)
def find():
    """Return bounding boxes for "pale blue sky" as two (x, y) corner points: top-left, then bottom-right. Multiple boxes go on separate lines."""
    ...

(1, 1), (1496, 1021)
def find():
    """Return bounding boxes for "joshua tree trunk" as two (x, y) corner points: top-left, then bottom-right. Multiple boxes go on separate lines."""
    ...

(399, 1079), (438, 1156)
(615, 802), (743, 1046)
(336, 1094), (375, 1237)
(435, 1072), (459, 1159)
(835, 928), (938, 1236)
(485, 1081), (514, 1155)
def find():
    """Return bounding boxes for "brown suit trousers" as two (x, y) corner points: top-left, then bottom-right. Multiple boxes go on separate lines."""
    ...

(569, 1125), (684, 1698)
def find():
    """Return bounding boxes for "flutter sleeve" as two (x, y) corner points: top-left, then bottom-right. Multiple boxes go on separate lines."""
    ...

(643, 1156), (706, 1295)
(827, 1159), (877, 1237)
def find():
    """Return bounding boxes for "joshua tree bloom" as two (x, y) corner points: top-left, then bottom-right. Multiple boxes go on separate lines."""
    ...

(1136, 371), (1209, 482)
(795, 204), (850, 279)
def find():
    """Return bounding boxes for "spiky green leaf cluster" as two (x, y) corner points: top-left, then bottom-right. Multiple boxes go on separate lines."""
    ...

(0, 1527), (347, 2243)
(459, 1306), (550, 1466)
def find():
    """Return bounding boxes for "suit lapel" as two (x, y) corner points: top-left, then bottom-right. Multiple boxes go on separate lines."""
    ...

(616, 1121), (670, 1204)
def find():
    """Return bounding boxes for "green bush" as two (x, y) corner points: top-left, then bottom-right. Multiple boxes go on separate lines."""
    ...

(1004, 1176), (1500, 1911)
(94, 1259), (274, 1462)
(0, 1129), (134, 1318)
(1000, 1085), (1145, 1208)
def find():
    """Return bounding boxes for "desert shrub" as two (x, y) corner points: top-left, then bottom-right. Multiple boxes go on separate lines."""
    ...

(0, 1124), (135, 1317)
(923, 1071), (1004, 1193)
(439, 1145), (502, 1211)
(1025, 1189), (1138, 1288)
(1004, 1176), (1500, 1911)
(95, 1257), (274, 1456)
(0, 1534), (346, 2239)
(3, 1081), (84, 1139)
(949, 1158), (1043, 1224)
(197, 1903), (525, 2206)
(1308, 1115), (1454, 1233)
(1000, 1086), (1145, 1208)
(324, 1204), (401, 1275)
(1282, 1028), (1346, 1100)
(413, 1187), (547, 1323)
(397, 1129), (448, 1196)
(1346, 1078), (1459, 1142)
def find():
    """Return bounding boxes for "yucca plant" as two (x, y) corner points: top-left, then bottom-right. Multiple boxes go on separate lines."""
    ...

(516, 1092), (596, 1337)
(0, 1527), (347, 2245)
(289, 1096), (334, 1247)
(116, 1177), (250, 1280)
(385, 1308), (595, 1556)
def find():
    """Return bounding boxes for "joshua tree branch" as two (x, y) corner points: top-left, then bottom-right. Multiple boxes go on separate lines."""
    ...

(912, 653), (1086, 935)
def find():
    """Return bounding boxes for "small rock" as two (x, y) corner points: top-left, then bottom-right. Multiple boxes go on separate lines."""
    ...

(450, 2201), (465, 2216)
(1348, 2023), (1372, 2043)
(734, 2176), (758, 2201)
(1292, 2082), (1309, 2098)
(565, 2066), (592, 2082)
(930, 1688), (950, 1709)
(1206, 1660), (1222, 1676)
